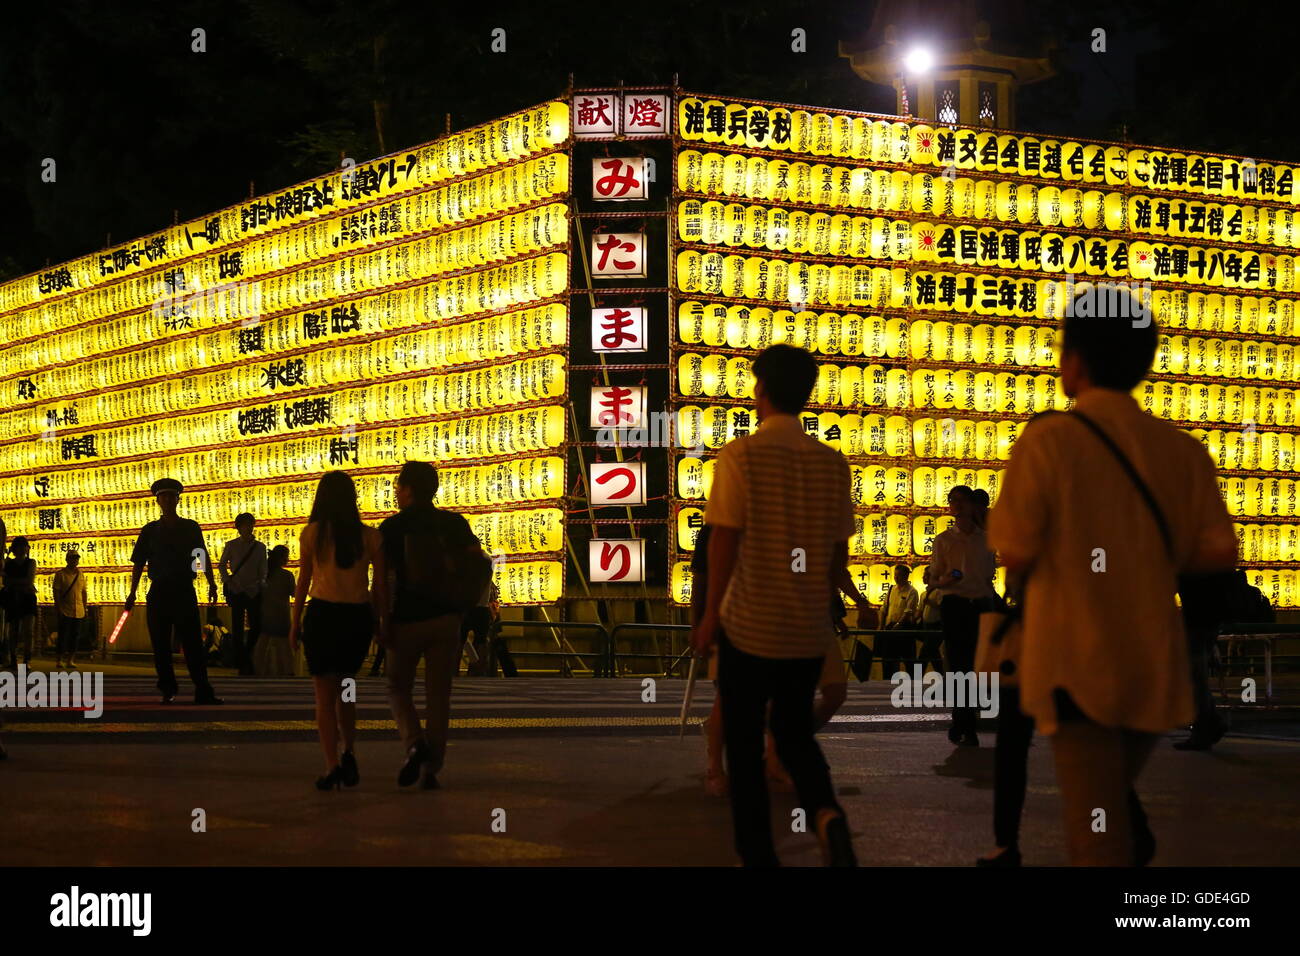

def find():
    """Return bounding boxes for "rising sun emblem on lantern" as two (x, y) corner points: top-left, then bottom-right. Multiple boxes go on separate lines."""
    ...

(916, 226), (938, 256)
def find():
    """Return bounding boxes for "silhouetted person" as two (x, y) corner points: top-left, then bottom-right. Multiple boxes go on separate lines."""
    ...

(691, 344), (857, 867)
(51, 550), (88, 669)
(126, 479), (222, 705)
(219, 512), (267, 676)
(290, 471), (387, 790)
(3, 536), (37, 669)
(988, 285), (1237, 866)
(929, 485), (997, 746)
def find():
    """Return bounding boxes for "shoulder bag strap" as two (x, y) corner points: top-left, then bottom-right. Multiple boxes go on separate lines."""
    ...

(1069, 410), (1176, 562)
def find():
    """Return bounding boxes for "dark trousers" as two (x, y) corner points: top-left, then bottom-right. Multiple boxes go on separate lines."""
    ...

(993, 685), (1035, 848)
(917, 629), (944, 674)
(940, 595), (981, 736)
(146, 589), (213, 698)
(462, 606), (493, 677)
(718, 633), (844, 867)
(1187, 626), (1222, 732)
(56, 614), (83, 659)
(228, 591), (263, 675)
(877, 629), (916, 679)
(994, 687), (1153, 856)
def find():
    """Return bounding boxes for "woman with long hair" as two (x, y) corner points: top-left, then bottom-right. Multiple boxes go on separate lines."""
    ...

(2, 536), (38, 669)
(289, 472), (388, 791)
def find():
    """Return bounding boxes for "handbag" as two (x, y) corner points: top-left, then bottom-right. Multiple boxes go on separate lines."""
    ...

(222, 543), (258, 603)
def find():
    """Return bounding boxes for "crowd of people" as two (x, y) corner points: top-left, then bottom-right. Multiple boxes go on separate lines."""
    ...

(0, 284), (1280, 864)
(685, 286), (1266, 867)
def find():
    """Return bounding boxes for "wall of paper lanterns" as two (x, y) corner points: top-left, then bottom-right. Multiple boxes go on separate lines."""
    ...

(0, 102), (571, 606)
(670, 95), (1300, 608)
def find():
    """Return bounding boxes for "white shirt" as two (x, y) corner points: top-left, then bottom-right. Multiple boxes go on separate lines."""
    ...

(928, 525), (997, 600)
(987, 389), (1237, 736)
(705, 413), (856, 659)
(883, 582), (919, 626)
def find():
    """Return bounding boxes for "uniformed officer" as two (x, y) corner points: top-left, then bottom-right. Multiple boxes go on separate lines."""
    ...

(125, 478), (223, 705)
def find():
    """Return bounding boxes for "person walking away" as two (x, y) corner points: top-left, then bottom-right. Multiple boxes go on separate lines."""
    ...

(987, 285), (1237, 866)
(379, 461), (491, 790)
(3, 537), (37, 669)
(929, 485), (998, 746)
(126, 479), (223, 705)
(51, 551), (88, 669)
(290, 471), (387, 791)
(256, 545), (295, 677)
(219, 513), (267, 676)
(690, 344), (857, 867)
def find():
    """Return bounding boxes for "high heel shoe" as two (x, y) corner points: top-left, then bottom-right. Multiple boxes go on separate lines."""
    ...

(340, 751), (360, 787)
(975, 846), (1022, 867)
(315, 766), (344, 791)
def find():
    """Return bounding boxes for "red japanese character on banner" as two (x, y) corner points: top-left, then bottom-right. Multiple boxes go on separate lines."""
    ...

(588, 539), (645, 582)
(598, 542), (631, 580)
(593, 158), (646, 200)
(624, 95), (668, 134)
(593, 306), (645, 351)
(574, 95), (617, 136)
(595, 386), (635, 426)
(590, 461), (646, 505)
(592, 233), (645, 276)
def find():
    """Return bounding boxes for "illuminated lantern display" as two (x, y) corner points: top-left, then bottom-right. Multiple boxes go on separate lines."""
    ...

(5, 89), (1300, 612)
(666, 93), (1300, 607)
(1, 101), (573, 606)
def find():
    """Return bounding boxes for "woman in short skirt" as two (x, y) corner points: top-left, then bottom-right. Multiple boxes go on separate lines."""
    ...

(289, 472), (388, 790)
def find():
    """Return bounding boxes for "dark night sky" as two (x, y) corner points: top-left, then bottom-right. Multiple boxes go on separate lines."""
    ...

(0, 0), (1296, 281)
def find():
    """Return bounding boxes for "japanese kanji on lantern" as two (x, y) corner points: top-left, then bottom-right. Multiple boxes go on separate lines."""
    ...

(0, 100), (573, 606)
(667, 91), (1300, 608)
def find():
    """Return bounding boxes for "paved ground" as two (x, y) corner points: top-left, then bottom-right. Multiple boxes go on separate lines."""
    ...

(2, 668), (1298, 866)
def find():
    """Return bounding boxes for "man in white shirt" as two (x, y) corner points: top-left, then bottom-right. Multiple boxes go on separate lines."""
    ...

(691, 344), (857, 867)
(987, 285), (1237, 866)
(218, 512), (268, 676)
(878, 564), (920, 679)
(928, 486), (998, 746)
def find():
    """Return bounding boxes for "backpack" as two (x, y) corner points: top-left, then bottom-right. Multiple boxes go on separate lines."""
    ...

(401, 510), (493, 615)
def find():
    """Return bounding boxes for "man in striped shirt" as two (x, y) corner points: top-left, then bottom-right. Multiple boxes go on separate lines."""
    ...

(691, 344), (857, 867)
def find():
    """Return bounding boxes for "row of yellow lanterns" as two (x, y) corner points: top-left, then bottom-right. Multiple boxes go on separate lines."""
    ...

(5, 366), (566, 470)
(674, 405), (1300, 472)
(676, 98), (1296, 205)
(675, 301), (1300, 366)
(674, 560), (1300, 608)
(677, 199), (1294, 293)
(2, 454), (564, 536)
(678, 150), (1300, 252)
(677, 456), (1300, 518)
(9, 153), (568, 344)
(6, 350), (565, 440)
(677, 291), (1300, 345)
(674, 351), (1300, 426)
(678, 254), (1292, 319)
(0, 101), (570, 328)
(4, 205), (569, 381)
(2, 403), (569, 496)
(29, 557), (564, 607)
(6, 252), (569, 390)
(22, 506), (564, 571)
(5, 295), (568, 425)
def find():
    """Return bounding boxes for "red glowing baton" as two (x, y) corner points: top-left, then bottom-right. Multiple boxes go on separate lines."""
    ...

(109, 609), (132, 644)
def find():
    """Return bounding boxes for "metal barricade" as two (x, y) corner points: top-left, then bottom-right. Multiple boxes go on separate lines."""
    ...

(493, 620), (611, 677)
